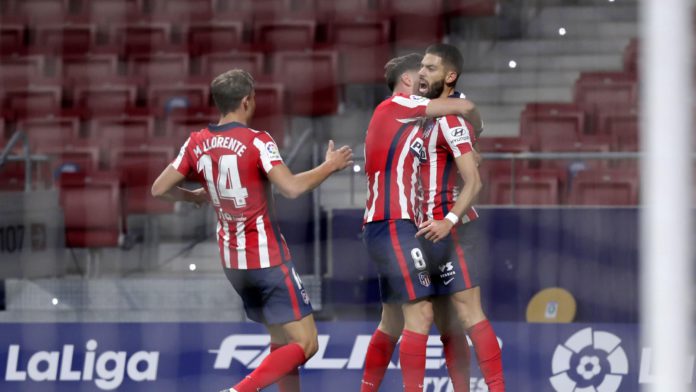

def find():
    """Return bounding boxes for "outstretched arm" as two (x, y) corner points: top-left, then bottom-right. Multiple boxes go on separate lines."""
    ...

(268, 140), (353, 199)
(151, 166), (208, 205)
(425, 98), (482, 132)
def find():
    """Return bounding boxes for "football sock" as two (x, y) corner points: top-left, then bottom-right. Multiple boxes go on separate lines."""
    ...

(468, 320), (505, 392)
(271, 343), (301, 392)
(360, 329), (399, 392)
(441, 333), (471, 392)
(233, 342), (306, 392)
(399, 329), (429, 392)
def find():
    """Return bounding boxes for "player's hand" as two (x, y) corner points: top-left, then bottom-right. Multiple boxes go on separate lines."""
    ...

(325, 140), (354, 172)
(189, 187), (208, 207)
(415, 219), (453, 243)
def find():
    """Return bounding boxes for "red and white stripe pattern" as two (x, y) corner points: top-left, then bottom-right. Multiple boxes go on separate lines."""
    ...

(172, 122), (290, 269)
(364, 93), (430, 224)
(418, 113), (480, 223)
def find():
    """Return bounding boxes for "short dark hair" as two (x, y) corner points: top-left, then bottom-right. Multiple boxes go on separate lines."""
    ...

(425, 43), (463, 87)
(384, 53), (423, 92)
(210, 69), (255, 115)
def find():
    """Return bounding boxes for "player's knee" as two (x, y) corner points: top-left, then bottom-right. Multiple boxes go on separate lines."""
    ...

(300, 333), (319, 359)
(451, 293), (486, 328)
(404, 300), (434, 333)
(379, 304), (404, 337)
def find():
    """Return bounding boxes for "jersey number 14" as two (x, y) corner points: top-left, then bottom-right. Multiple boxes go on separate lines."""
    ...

(197, 154), (249, 208)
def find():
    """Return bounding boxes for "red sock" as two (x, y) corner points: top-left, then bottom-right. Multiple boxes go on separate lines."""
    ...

(361, 329), (398, 392)
(233, 342), (306, 392)
(271, 343), (300, 392)
(468, 320), (505, 392)
(399, 329), (428, 392)
(441, 333), (471, 392)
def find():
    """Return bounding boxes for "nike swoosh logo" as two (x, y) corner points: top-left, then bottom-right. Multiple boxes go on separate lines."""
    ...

(444, 278), (455, 286)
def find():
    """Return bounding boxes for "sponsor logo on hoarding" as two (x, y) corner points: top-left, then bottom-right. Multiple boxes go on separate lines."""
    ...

(4, 340), (159, 390)
(550, 328), (628, 392)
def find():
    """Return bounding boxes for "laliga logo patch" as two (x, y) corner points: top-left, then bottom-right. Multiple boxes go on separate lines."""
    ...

(550, 328), (629, 392)
(265, 142), (281, 160)
(409, 95), (428, 102)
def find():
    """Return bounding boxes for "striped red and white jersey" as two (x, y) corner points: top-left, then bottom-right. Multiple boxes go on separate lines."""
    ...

(172, 121), (291, 270)
(363, 93), (431, 224)
(414, 93), (480, 224)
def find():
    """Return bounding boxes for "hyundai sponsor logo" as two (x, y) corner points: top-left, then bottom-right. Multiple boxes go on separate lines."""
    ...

(4, 340), (159, 390)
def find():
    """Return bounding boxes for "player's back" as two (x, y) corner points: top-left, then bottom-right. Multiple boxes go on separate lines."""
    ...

(363, 93), (430, 224)
(173, 121), (290, 269)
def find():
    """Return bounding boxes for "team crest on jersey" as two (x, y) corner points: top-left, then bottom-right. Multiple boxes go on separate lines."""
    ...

(265, 142), (282, 161)
(410, 138), (427, 162)
(418, 272), (432, 287)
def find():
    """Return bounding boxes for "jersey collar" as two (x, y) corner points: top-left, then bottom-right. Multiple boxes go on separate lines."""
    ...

(208, 121), (246, 132)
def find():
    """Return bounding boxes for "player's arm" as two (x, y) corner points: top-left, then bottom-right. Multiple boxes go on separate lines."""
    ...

(151, 166), (208, 205)
(425, 98), (482, 132)
(267, 140), (353, 199)
(416, 152), (481, 242)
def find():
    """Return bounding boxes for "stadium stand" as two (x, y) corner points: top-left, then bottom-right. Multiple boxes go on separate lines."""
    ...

(58, 54), (120, 82)
(34, 23), (98, 55)
(253, 19), (318, 51)
(519, 103), (587, 149)
(198, 52), (264, 77)
(17, 116), (81, 149)
(73, 83), (139, 115)
(567, 169), (639, 206)
(127, 53), (190, 83)
(488, 169), (563, 205)
(0, 24), (24, 55)
(186, 22), (245, 55)
(271, 51), (338, 116)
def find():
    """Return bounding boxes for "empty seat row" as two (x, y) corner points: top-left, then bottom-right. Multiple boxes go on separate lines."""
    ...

(480, 168), (640, 206)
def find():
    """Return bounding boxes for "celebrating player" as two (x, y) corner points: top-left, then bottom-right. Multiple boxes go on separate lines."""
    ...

(360, 53), (482, 392)
(414, 43), (505, 392)
(151, 69), (353, 392)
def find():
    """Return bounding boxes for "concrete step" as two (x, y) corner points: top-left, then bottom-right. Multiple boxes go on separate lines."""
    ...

(466, 85), (572, 104)
(480, 120), (520, 137)
(496, 53), (623, 72)
(459, 70), (580, 88)
(458, 38), (631, 57)
(537, 5), (637, 22)
(527, 20), (637, 39)
(535, 0), (637, 6)
(478, 104), (525, 121)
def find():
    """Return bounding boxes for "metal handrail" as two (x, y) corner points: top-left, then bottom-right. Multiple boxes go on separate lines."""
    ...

(0, 130), (50, 193)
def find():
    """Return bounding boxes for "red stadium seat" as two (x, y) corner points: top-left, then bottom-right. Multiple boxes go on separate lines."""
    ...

(59, 172), (123, 247)
(623, 38), (638, 74)
(253, 20), (317, 51)
(73, 84), (138, 115)
(568, 170), (639, 205)
(34, 24), (98, 55)
(272, 51), (339, 116)
(36, 144), (101, 175)
(2, 85), (63, 116)
(219, 0), (291, 16)
(89, 115), (156, 147)
(147, 82), (211, 111)
(447, 0), (498, 16)
(127, 53), (190, 83)
(326, 16), (392, 84)
(537, 137), (612, 171)
(16, 116), (81, 149)
(0, 162), (29, 191)
(6, 0), (72, 24)
(58, 54), (119, 82)
(574, 72), (638, 129)
(0, 24), (24, 55)
(109, 146), (174, 214)
(76, 0), (145, 25)
(164, 107), (218, 145)
(249, 83), (286, 146)
(311, 0), (374, 18)
(380, 0), (444, 47)
(199, 52), (264, 78)
(186, 22), (245, 55)
(520, 103), (587, 149)
(148, 0), (213, 22)
(476, 136), (531, 203)
(0, 56), (46, 86)
(488, 169), (562, 205)
(113, 23), (173, 55)
(598, 105), (638, 140)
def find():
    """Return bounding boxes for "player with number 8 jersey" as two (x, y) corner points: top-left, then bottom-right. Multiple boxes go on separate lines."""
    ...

(172, 122), (290, 270)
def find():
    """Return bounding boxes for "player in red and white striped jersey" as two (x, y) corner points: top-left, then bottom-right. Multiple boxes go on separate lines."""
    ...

(360, 54), (483, 392)
(151, 69), (353, 392)
(414, 44), (505, 392)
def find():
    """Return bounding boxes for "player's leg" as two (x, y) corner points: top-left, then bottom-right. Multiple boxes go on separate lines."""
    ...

(433, 296), (471, 392)
(267, 324), (300, 392)
(222, 262), (316, 392)
(361, 302), (402, 392)
(400, 298), (434, 392)
(445, 223), (504, 391)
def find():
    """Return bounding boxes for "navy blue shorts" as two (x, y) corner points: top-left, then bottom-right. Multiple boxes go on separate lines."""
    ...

(363, 220), (435, 303)
(421, 219), (481, 297)
(224, 261), (313, 325)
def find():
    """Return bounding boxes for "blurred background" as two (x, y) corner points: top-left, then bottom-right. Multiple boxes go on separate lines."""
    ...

(0, 0), (686, 391)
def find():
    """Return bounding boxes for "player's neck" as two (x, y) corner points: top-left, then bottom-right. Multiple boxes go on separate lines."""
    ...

(439, 86), (456, 99)
(392, 85), (412, 96)
(217, 112), (248, 127)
